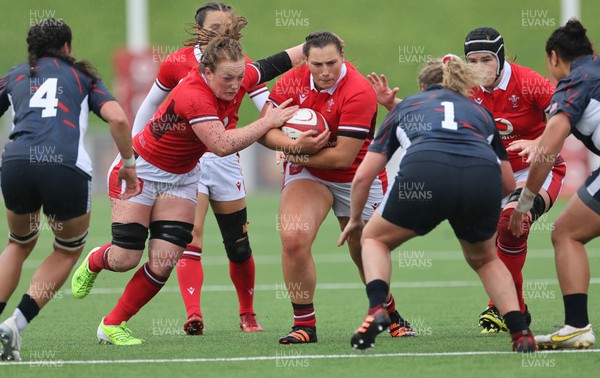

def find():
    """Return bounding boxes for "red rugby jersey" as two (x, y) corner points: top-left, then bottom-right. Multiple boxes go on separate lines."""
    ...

(269, 62), (378, 182)
(470, 62), (555, 172)
(134, 63), (261, 174)
(155, 45), (268, 130)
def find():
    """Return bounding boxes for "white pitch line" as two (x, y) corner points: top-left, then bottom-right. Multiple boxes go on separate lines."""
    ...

(21, 248), (600, 268)
(65, 277), (600, 296)
(1, 349), (599, 366)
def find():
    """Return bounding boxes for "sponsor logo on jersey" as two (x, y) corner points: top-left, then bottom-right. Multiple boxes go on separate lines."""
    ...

(299, 93), (307, 104)
(475, 97), (483, 104)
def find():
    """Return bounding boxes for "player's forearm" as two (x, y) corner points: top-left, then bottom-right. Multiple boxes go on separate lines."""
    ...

(258, 128), (298, 152)
(111, 121), (135, 160)
(102, 101), (135, 159)
(518, 114), (570, 212)
(290, 145), (356, 169)
(349, 153), (385, 220)
(384, 98), (402, 112)
(349, 177), (372, 221)
(211, 119), (274, 156)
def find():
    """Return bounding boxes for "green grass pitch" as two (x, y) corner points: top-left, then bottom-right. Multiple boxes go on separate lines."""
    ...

(1, 0), (600, 376)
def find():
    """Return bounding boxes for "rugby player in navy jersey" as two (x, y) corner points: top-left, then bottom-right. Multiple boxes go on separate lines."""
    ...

(510, 19), (598, 349)
(0, 19), (140, 361)
(339, 55), (536, 352)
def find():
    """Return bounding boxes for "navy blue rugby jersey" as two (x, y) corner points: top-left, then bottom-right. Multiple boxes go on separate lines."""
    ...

(370, 85), (507, 165)
(0, 57), (115, 177)
(549, 55), (600, 155)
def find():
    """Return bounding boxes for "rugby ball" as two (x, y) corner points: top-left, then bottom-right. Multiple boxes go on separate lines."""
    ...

(281, 108), (329, 139)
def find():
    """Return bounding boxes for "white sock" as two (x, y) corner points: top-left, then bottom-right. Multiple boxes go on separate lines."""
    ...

(12, 308), (28, 333)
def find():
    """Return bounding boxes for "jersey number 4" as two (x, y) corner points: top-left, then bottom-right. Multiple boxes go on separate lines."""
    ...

(30, 78), (59, 118)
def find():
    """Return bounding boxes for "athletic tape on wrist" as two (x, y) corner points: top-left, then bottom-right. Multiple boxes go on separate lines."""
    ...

(515, 187), (535, 214)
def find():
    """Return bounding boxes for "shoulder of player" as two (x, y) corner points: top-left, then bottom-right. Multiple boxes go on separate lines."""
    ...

(166, 46), (195, 60)
(174, 73), (215, 102)
(269, 65), (307, 91)
(1, 63), (28, 80)
(338, 66), (376, 102)
(509, 62), (552, 89)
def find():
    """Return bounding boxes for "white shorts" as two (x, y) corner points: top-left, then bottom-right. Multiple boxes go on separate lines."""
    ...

(197, 152), (246, 202)
(107, 154), (199, 206)
(501, 163), (566, 207)
(283, 163), (383, 220)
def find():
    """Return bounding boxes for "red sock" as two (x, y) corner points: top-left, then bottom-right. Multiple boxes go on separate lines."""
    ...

(88, 243), (112, 273)
(384, 293), (396, 316)
(489, 209), (529, 313)
(229, 255), (255, 315)
(104, 263), (167, 325)
(488, 250), (528, 312)
(497, 250), (527, 313)
(176, 244), (203, 318)
(292, 302), (316, 327)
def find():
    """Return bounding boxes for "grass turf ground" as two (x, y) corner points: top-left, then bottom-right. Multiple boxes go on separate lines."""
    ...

(0, 194), (599, 377)
(2, 0), (600, 376)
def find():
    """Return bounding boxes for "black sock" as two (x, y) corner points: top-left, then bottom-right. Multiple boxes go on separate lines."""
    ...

(366, 279), (389, 309)
(503, 311), (527, 334)
(17, 294), (40, 323)
(0, 302), (6, 316)
(564, 293), (589, 328)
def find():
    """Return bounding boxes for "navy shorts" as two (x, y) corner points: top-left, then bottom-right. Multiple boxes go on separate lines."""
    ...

(380, 151), (502, 243)
(1, 160), (91, 221)
(577, 166), (600, 215)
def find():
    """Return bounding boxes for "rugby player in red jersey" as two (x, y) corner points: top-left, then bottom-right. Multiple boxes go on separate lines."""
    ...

(261, 31), (414, 344)
(70, 17), (306, 345)
(131, 2), (272, 336)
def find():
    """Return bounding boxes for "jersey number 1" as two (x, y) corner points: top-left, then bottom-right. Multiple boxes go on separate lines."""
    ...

(441, 101), (458, 130)
(30, 78), (59, 118)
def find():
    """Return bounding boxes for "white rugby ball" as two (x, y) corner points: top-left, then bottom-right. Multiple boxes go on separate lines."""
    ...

(281, 108), (329, 140)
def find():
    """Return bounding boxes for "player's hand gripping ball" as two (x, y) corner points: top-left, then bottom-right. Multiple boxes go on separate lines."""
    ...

(281, 108), (329, 140)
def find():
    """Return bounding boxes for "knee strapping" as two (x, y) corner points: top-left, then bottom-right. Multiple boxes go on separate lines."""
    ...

(54, 231), (88, 251)
(112, 222), (148, 250)
(149, 220), (193, 248)
(507, 187), (546, 221)
(214, 209), (252, 263)
(9, 228), (40, 245)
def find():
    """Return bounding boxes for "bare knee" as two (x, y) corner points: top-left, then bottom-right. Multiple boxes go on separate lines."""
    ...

(109, 248), (143, 272)
(463, 246), (497, 271)
(6, 239), (37, 256)
(281, 230), (312, 257)
(7, 229), (40, 256)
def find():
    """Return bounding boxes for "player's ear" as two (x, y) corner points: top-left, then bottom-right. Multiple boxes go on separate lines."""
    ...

(549, 50), (559, 66)
(62, 42), (72, 56)
(203, 66), (213, 79)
